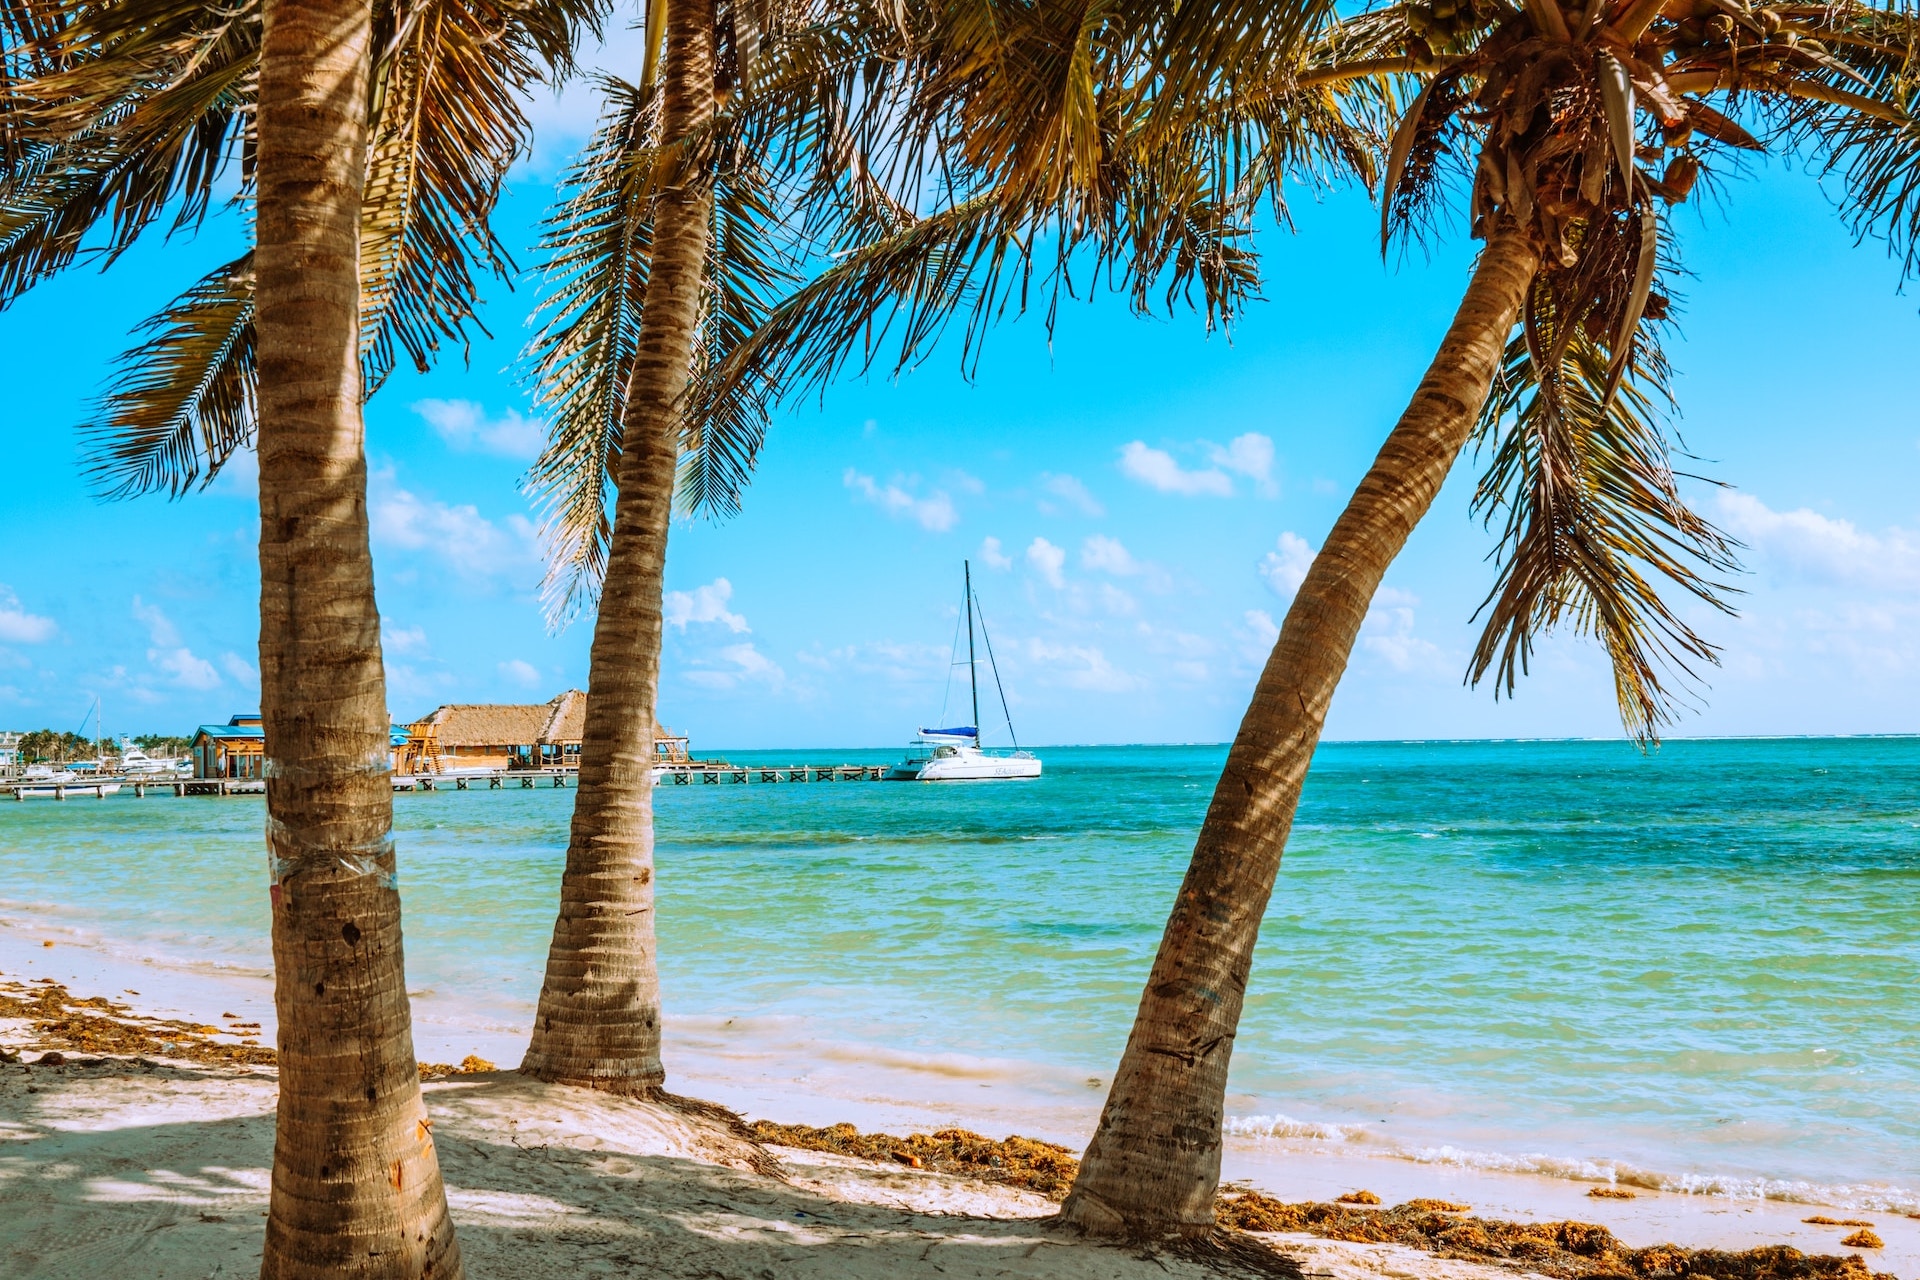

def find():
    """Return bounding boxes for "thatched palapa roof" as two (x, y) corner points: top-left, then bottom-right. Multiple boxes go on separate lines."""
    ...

(413, 690), (679, 747)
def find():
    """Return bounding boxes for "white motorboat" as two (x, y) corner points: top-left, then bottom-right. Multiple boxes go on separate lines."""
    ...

(116, 740), (180, 775)
(887, 562), (1042, 782)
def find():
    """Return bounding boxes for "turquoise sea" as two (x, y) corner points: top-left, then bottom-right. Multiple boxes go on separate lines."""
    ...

(2, 738), (1916, 1210)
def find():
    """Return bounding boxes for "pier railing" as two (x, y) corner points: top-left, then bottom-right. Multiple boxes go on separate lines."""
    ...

(3, 762), (893, 799)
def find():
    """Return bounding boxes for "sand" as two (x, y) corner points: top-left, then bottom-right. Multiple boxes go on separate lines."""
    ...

(3, 924), (1915, 1280)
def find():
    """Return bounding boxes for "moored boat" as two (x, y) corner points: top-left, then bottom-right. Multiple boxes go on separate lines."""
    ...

(887, 563), (1042, 782)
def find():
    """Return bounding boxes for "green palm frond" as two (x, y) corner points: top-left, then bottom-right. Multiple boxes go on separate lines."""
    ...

(1469, 306), (1739, 740)
(1797, 6), (1920, 277)
(0, 0), (256, 306)
(78, 250), (256, 500)
(678, 143), (798, 520)
(17, 0), (608, 497)
(359, 0), (607, 388)
(521, 76), (657, 629)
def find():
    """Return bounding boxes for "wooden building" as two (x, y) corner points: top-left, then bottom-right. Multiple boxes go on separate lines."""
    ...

(191, 714), (265, 780)
(400, 690), (690, 775)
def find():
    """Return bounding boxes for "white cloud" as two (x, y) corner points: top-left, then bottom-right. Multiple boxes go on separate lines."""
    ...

(413, 399), (545, 460)
(1024, 639), (1139, 693)
(131, 595), (222, 689)
(1038, 473), (1105, 517)
(1118, 441), (1234, 497)
(979, 537), (1014, 571)
(1245, 609), (1280, 646)
(685, 642), (785, 691)
(498, 658), (542, 687)
(665, 578), (750, 632)
(371, 480), (538, 577)
(1026, 537), (1066, 588)
(383, 625), (430, 656)
(794, 640), (946, 683)
(844, 469), (958, 531)
(153, 646), (221, 690)
(1361, 587), (1447, 674)
(131, 596), (180, 647)
(1081, 534), (1142, 576)
(0, 586), (55, 643)
(1099, 583), (1138, 616)
(1716, 492), (1920, 589)
(220, 652), (259, 686)
(1206, 433), (1278, 497)
(1260, 532), (1316, 599)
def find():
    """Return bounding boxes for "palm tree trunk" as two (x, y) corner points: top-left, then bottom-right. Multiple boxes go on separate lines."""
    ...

(520, 0), (716, 1090)
(255, 0), (461, 1274)
(1059, 226), (1542, 1240)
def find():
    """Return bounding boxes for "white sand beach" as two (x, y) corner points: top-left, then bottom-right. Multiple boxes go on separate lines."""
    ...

(3, 921), (1915, 1280)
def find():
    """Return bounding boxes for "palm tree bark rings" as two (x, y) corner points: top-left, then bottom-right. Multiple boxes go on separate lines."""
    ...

(520, 0), (718, 1091)
(255, 0), (462, 1274)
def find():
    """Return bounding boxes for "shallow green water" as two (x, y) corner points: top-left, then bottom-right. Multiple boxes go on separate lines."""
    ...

(2, 738), (1916, 1207)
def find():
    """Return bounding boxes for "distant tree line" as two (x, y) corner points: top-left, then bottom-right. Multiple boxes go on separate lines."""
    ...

(13, 731), (190, 762)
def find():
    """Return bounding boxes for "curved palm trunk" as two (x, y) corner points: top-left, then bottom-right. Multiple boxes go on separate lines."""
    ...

(255, 0), (461, 1274)
(1059, 227), (1542, 1240)
(521, 0), (716, 1090)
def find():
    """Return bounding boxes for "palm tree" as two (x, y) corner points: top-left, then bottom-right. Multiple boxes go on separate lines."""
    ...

(512, 0), (1348, 1088)
(4, 0), (601, 1269)
(1051, 0), (1917, 1239)
(514, 0), (912, 1089)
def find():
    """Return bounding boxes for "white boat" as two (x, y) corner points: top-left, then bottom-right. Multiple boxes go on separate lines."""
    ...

(116, 740), (179, 775)
(887, 563), (1041, 782)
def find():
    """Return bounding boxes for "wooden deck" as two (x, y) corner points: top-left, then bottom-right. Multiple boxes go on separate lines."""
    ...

(2, 763), (893, 799)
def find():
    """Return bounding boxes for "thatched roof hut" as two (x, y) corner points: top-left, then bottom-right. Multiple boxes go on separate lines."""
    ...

(403, 691), (687, 772)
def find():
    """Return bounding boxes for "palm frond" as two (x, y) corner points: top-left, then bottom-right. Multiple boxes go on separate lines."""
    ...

(520, 76), (657, 629)
(678, 138), (798, 520)
(1468, 304), (1739, 740)
(358, 0), (608, 388)
(1797, 5), (1920, 278)
(79, 250), (256, 499)
(0, 0), (256, 306)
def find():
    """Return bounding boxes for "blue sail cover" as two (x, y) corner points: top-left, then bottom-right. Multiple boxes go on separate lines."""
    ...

(922, 726), (978, 739)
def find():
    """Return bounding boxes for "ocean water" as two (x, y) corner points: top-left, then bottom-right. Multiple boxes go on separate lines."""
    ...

(2, 738), (1916, 1211)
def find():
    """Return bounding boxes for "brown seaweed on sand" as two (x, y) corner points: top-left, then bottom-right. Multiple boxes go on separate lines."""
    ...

(0, 978), (274, 1066)
(748, 1120), (1080, 1199)
(1214, 1192), (1898, 1280)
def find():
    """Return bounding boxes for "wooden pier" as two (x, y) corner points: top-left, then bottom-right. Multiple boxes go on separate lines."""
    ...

(2, 762), (892, 799)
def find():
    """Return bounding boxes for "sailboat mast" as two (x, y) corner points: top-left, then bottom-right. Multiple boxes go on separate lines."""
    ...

(965, 561), (980, 737)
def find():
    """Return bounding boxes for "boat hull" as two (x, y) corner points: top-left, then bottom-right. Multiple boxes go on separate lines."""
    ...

(890, 755), (1042, 782)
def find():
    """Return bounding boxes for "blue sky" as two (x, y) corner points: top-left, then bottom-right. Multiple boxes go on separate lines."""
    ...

(4, 39), (1919, 749)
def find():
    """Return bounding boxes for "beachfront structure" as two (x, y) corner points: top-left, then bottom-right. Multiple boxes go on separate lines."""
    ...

(0, 730), (19, 772)
(191, 714), (265, 780)
(398, 690), (690, 774)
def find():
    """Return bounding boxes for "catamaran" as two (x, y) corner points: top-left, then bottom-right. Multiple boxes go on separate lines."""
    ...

(887, 562), (1041, 782)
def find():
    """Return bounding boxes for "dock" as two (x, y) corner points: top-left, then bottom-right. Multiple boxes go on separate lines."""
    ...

(3, 762), (893, 799)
